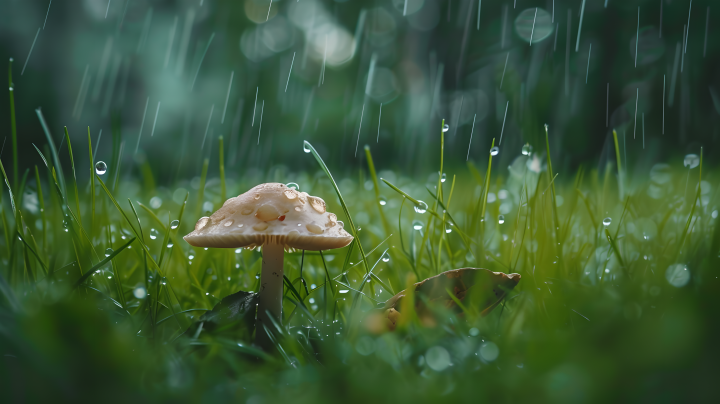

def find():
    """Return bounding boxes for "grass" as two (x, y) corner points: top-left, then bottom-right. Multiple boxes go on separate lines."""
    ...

(0, 119), (719, 402)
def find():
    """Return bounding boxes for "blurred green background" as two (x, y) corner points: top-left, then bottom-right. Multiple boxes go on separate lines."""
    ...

(2, 0), (720, 402)
(2, 0), (718, 182)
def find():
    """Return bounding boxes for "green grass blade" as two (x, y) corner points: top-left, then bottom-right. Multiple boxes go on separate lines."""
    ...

(34, 108), (66, 195)
(8, 59), (18, 189)
(64, 127), (82, 228)
(303, 141), (371, 276)
(380, 178), (421, 206)
(612, 129), (624, 199)
(676, 148), (703, 259)
(364, 145), (391, 235)
(34, 166), (46, 252)
(545, 125), (563, 265)
(88, 127), (96, 236)
(72, 236), (136, 289)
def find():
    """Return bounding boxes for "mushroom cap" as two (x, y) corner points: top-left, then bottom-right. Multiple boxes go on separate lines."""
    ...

(184, 183), (354, 251)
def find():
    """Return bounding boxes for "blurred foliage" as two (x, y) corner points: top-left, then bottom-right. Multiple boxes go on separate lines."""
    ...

(1, 0), (720, 402)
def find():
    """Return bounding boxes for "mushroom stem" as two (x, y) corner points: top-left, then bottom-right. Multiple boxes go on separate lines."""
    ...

(255, 242), (284, 349)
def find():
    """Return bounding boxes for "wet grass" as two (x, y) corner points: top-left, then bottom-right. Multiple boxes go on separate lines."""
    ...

(0, 122), (719, 402)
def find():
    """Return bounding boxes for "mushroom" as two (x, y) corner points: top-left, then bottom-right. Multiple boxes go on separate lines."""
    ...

(183, 183), (353, 348)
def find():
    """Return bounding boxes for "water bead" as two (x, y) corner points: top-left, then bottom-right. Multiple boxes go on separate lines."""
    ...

(95, 161), (107, 175)
(498, 215), (505, 224)
(412, 220), (423, 231)
(170, 220), (179, 229)
(683, 154), (700, 169)
(303, 141), (312, 153)
(442, 124), (449, 132)
(285, 182), (299, 190)
(440, 173), (447, 183)
(133, 286), (147, 299)
(414, 200), (428, 214)
(150, 228), (159, 240)
(602, 217), (612, 227)
(522, 143), (533, 156)
(105, 248), (113, 257)
(381, 252), (390, 262)
(665, 263), (690, 287)
(490, 146), (500, 156)
(378, 195), (387, 206)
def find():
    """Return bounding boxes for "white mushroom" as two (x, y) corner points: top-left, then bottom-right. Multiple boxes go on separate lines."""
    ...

(183, 183), (353, 349)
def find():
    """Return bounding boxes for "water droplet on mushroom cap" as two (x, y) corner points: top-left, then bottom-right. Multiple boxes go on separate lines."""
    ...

(223, 219), (234, 227)
(308, 196), (326, 213)
(255, 204), (280, 221)
(306, 222), (324, 234)
(284, 189), (298, 199)
(253, 222), (269, 231)
(195, 217), (210, 231)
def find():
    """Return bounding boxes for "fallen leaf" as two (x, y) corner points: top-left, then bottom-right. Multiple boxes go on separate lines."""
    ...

(381, 268), (521, 331)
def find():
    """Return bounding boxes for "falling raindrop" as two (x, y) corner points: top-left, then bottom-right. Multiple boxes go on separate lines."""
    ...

(412, 220), (423, 231)
(522, 143), (533, 156)
(170, 220), (179, 229)
(683, 154), (700, 169)
(303, 141), (312, 153)
(498, 215), (505, 224)
(414, 200), (428, 214)
(490, 146), (500, 156)
(95, 161), (107, 175)
(105, 248), (113, 257)
(150, 228), (159, 240)
(442, 124), (449, 132)
(602, 217), (612, 227)
(286, 182), (299, 190)
(379, 195), (387, 206)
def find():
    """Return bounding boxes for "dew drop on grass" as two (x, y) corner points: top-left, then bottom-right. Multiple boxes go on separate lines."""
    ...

(666, 263), (690, 287)
(170, 220), (179, 229)
(490, 146), (500, 156)
(150, 228), (158, 240)
(440, 173), (447, 183)
(498, 215), (505, 224)
(414, 200), (428, 214)
(303, 141), (312, 153)
(167, 242), (174, 248)
(445, 223), (453, 233)
(425, 346), (450, 371)
(522, 143), (533, 156)
(381, 251), (390, 262)
(379, 195), (387, 206)
(479, 341), (500, 362)
(412, 220), (423, 231)
(285, 182), (299, 190)
(602, 217), (612, 227)
(105, 248), (113, 257)
(683, 154), (700, 169)
(150, 196), (162, 209)
(95, 161), (107, 175)
(442, 124), (449, 132)
(133, 286), (147, 299)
